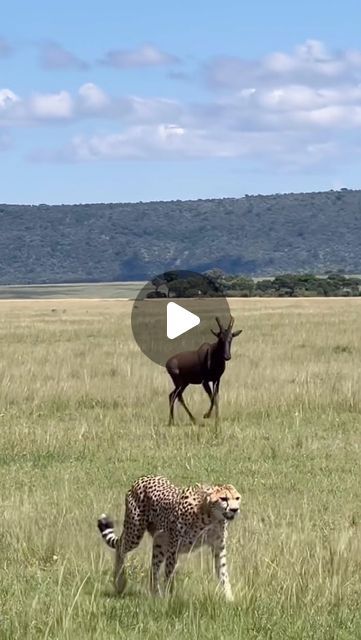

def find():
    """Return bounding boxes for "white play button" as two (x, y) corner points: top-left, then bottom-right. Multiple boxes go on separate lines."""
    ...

(131, 269), (231, 367)
(167, 302), (200, 340)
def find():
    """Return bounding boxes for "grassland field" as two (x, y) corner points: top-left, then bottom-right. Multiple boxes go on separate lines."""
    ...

(0, 282), (146, 300)
(2, 276), (361, 300)
(1, 297), (361, 639)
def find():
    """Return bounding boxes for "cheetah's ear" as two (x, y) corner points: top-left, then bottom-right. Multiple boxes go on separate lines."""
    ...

(205, 487), (220, 504)
(201, 484), (213, 494)
(197, 484), (215, 503)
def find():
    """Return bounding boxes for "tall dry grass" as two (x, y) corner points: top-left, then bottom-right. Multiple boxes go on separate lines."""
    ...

(1, 298), (361, 639)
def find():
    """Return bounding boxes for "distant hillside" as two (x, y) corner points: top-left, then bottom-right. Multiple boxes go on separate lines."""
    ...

(0, 189), (361, 284)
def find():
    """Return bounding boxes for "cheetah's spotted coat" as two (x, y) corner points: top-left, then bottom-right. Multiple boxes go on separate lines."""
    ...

(98, 475), (241, 600)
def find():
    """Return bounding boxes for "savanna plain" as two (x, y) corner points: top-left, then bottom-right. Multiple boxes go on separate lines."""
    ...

(1, 298), (361, 639)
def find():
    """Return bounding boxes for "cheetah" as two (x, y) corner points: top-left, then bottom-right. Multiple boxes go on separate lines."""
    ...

(97, 474), (241, 600)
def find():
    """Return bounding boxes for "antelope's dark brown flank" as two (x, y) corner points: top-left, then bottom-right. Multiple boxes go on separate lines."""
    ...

(166, 315), (242, 425)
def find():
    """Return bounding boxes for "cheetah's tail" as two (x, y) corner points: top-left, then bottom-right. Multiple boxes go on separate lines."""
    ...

(97, 514), (119, 549)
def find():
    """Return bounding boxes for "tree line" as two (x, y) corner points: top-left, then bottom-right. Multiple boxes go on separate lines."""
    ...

(146, 270), (361, 298)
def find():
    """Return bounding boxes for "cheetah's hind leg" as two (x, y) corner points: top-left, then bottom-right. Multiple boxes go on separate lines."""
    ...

(150, 532), (168, 596)
(114, 522), (146, 594)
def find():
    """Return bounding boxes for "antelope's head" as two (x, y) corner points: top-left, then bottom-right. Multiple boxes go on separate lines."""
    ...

(211, 316), (242, 361)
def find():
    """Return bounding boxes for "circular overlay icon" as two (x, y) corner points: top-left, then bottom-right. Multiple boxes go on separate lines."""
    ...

(131, 270), (231, 367)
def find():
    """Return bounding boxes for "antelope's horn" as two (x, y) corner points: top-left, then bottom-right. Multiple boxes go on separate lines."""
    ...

(215, 316), (223, 330)
(228, 315), (234, 329)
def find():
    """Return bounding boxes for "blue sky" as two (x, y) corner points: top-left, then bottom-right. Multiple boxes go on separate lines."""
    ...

(1, 0), (361, 204)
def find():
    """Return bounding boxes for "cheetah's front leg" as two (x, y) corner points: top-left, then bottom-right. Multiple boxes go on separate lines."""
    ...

(213, 542), (234, 602)
(164, 545), (178, 596)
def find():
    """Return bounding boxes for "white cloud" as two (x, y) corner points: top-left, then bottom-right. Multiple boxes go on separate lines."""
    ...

(0, 89), (22, 125)
(1, 39), (361, 170)
(78, 83), (110, 112)
(0, 89), (20, 110)
(47, 124), (190, 161)
(292, 105), (361, 127)
(100, 43), (179, 68)
(29, 91), (73, 120)
(31, 124), (336, 169)
(206, 39), (361, 89)
(0, 85), (182, 125)
(124, 96), (182, 122)
(39, 41), (88, 70)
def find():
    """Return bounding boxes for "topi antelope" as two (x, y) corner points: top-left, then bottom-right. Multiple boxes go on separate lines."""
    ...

(166, 316), (242, 425)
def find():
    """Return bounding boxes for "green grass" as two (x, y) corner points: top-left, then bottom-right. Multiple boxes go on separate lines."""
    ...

(1, 298), (361, 639)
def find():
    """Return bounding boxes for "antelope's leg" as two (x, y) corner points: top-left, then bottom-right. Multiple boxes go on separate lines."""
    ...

(213, 379), (220, 422)
(168, 385), (184, 426)
(178, 384), (196, 424)
(203, 380), (215, 418)
(168, 388), (177, 425)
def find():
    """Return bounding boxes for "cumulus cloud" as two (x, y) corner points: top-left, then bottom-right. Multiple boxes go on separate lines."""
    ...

(29, 124), (210, 162)
(200, 86), (361, 133)
(78, 82), (110, 113)
(0, 88), (74, 123)
(100, 43), (179, 68)
(54, 124), (192, 161)
(0, 84), (182, 125)
(29, 90), (74, 120)
(123, 96), (182, 122)
(206, 39), (361, 89)
(2, 40), (361, 169)
(0, 89), (22, 124)
(0, 88), (20, 109)
(39, 41), (88, 70)
(30, 122), (339, 170)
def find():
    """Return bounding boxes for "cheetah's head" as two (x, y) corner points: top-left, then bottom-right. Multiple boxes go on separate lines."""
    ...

(205, 484), (241, 523)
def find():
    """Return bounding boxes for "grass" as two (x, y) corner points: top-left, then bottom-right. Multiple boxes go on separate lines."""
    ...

(1, 298), (361, 638)
(0, 282), (145, 300)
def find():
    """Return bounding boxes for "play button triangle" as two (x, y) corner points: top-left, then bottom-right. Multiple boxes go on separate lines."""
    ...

(167, 302), (200, 340)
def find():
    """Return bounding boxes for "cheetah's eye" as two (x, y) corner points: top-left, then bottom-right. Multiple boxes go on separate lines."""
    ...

(220, 497), (228, 502)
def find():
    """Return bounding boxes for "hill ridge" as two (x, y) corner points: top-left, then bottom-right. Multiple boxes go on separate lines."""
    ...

(0, 188), (360, 283)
